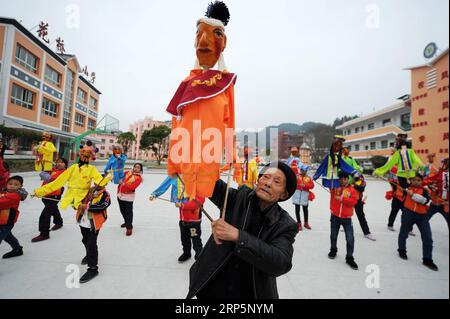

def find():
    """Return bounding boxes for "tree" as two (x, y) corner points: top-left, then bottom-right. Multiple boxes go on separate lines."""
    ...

(333, 115), (359, 129)
(140, 125), (171, 165)
(117, 132), (136, 153)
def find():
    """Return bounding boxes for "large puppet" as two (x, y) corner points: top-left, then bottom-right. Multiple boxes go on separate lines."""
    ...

(166, 1), (236, 200)
(313, 135), (358, 189)
(35, 132), (56, 172)
(374, 133), (424, 188)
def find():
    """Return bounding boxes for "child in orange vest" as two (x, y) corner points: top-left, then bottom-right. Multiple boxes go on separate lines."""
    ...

(77, 186), (111, 283)
(397, 173), (438, 271)
(117, 163), (143, 236)
(328, 172), (359, 270)
(31, 158), (68, 242)
(0, 176), (28, 259)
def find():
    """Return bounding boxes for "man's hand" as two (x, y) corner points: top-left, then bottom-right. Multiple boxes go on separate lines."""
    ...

(212, 218), (239, 245)
(334, 195), (342, 201)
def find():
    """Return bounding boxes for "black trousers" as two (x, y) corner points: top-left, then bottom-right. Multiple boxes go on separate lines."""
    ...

(39, 198), (63, 236)
(354, 199), (371, 235)
(80, 226), (99, 270)
(118, 198), (134, 229)
(295, 205), (309, 223)
(179, 221), (203, 255)
(388, 197), (404, 227)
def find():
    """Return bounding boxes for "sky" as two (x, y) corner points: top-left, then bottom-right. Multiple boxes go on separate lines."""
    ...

(1, 0), (448, 132)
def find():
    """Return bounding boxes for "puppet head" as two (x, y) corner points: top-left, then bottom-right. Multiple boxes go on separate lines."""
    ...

(195, 1), (230, 70)
(112, 145), (123, 157)
(290, 147), (299, 157)
(342, 145), (350, 157)
(42, 132), (52, 141)
(426, 153), (436, 164)
(78, 148), (92, 164)
(395, 134), (409, 150)
(331, 135), (346, 154)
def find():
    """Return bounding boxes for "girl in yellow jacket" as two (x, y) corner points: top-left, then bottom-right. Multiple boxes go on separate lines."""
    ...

(35, 132), (56, 172)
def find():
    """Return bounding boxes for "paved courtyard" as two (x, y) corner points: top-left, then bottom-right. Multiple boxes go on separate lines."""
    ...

(0, 169), (448, 299)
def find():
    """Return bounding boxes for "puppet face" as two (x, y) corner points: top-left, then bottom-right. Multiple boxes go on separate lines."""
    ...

(332, 140), (343, 153)
(55, 159), (67, 170)
(291, 147), (299, 157)
(342, 147), (350, 156)
(339, 176), (349, 187)
(42, 132), (52, 141)
(195, 22), (227, 69)
(395, 135), (408, 149)
(113, 148), (122, 157)
(427, 154), (436, 164)
(79, 149), (91, 162)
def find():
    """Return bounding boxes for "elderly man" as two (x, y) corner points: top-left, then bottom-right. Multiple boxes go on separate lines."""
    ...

(187, 161), (299, 299)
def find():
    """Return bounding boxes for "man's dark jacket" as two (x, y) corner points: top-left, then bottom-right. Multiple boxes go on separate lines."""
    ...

(187, 180), (299, 299)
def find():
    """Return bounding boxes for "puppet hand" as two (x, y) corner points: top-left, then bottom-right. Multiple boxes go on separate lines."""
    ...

(212, 219), (239, 243)
(149, 195), (156, 201)
(175, 202), (182, 208)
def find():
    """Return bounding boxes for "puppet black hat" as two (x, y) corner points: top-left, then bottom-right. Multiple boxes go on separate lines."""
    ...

(198, 1), (231, 28)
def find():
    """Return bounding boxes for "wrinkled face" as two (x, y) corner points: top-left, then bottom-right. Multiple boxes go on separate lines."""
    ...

(339, 176), (349, 187)
(6, 179), (22, 192)
(256, 168), (288, 204)
(195, 22), (227, 69)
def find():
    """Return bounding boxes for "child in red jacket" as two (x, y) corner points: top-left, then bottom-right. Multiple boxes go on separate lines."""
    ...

(175, 196), (205, 262)
(117, 163), (143, 236)
(291, 165), (314, 231)
(31, 158), (68, 242)
(0, 176), (28, 259)
(328, 172), (359, 270)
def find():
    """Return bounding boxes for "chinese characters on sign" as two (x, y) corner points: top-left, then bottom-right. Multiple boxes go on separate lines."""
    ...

(56, 37), (65, 54)
(81, 66), (97, 84)
(37, 21), (50, 43)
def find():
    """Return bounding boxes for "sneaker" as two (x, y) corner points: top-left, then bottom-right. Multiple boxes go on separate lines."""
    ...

(178, 253), (191, 263)
(304, 222), (312, 230)
(31, 234), (50, 243)
(387, 226), (395, 232)
(409, 231), (416, 237)
(120, 223), (126, 228)
(298, 223), (302, 231)
(81, 256), (88, 265)
(51, 224), (63, 231)
(346, 257), (359, 270)
(2, 247), (23, 259)
(328, 250), (337, 259)
(79, 268), (99, 283)
(365, 233), (376, 241)
(126, 228), (132, 236)
(398, 249), (408, 260)
(423, 259), (439, 271)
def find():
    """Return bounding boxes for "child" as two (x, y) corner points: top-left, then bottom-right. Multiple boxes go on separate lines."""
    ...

(117, 163), (143, 236)
(150, 176), (204, 262)
(104, 145), (127, 185)
(77, 186), (111, 283)
(292, 165), (314, 231)
(398, 173), (438, 271)
(328, 172), (359, 270)
(0, 176), (28, 259)
(424, 157), (449, 228)
(353, 175), (376, 241)
(31, 158), (68, 242)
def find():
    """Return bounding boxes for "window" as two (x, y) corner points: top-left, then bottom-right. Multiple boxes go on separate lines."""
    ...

(401, 113), (411, 130)
(109, 139), (114, 143)
(89, 96), (97, 108)
(101, 146), (105, 150)
(370, 142), (376, 150)
(15, 44), (38, 73)
(355, 127), (360, 134)
(101, 139), (106, 143)
(88, 119), (96, 130)
(354, 144), (360, 151)
(11, 83), (34, 110)
(360, 126), (364, 132)
(368, 123), (375, 130)
(381, 140), (388, 149)
(75, 113), (85, 127)
(45, 66), (61, 87)
(382, 119), (391, 127)
(77, 88), (87, 102)
(42, 98), (58, 118)
(365, 145), (369, 151)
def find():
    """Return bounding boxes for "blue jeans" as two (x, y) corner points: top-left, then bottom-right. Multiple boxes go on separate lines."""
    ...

(330, 214), (354, 258)
(427, 204), (449, 229)
(398, 208), (433, 260)
(0, 225), (21, 250)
